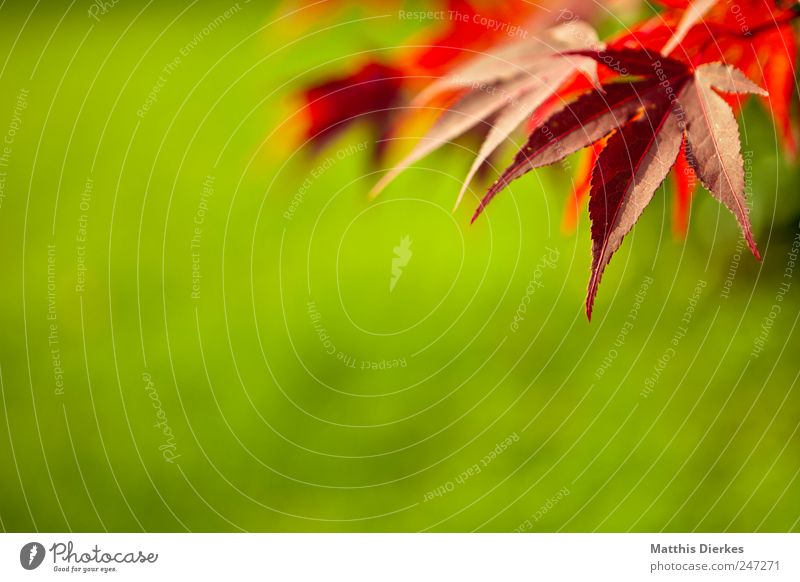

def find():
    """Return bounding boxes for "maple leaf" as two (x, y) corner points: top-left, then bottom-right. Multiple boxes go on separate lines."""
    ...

(661, 0), (717, 56)
(474, 49), (767, 319)
(600, 0), (799, 245)
(615, 1), (799, 156)
(297, 0), (550, 157)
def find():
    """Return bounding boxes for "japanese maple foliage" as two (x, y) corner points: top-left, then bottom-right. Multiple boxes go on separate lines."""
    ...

(371, 0), (799, 319)
(577, 0), (800, 237)
(298, 0), (597, 153)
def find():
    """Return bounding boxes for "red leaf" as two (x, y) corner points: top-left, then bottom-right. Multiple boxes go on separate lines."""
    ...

(298, 0), (544, 156)
(586, 83), (688, 319)
(755, 24), (798, 157)
(303, 61), (404, 157)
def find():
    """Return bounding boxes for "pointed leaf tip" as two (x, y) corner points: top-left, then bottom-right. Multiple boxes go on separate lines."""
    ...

(585, 287), (596, 322)
(746, 231), (761, 261)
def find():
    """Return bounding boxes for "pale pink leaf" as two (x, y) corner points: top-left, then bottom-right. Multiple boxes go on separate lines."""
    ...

(662, 0), (718, 56)
(415, 21), (600, 105)
(369, 75), (536, 198)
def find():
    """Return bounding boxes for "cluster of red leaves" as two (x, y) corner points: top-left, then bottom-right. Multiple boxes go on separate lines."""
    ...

(477, 0), (799, 318)
(472, 48), (768, 317)
(566, 0), (799, 235)
(301, 0), (799, 320)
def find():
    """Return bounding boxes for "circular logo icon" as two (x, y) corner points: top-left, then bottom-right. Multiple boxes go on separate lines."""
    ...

(20, 542), (45, 570)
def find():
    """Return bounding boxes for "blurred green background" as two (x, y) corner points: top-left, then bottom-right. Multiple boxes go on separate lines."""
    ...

(0, 1), (798, 532)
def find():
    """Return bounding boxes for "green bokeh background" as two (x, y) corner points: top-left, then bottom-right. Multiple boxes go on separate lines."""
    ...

(0, 1), (798, 532)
